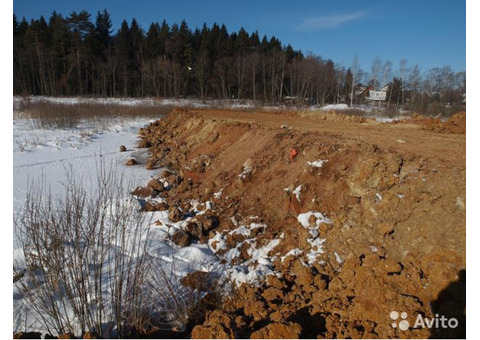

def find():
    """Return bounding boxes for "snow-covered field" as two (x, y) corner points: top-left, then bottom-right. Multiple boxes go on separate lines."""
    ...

(12, 95), (259, 111)
(12, 101), (283, 336)
(13, 113), (160, 333)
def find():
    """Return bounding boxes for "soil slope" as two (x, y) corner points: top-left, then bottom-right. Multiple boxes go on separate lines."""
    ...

(137, 108), (466, 339)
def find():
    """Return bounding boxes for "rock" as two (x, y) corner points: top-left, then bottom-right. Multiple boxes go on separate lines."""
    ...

(131, 186), (154, 198)
(201, 218), (215, 232)
(119, 145), (127, 152)
(145, 201), (163, 212)
(180, 200), (192, 211)
(250, 322), (302, 339)
(267, 275), (287, 290)
(125, 158), (138, 166)
(146, 159), (156, 170)
(178, 180), (190, 193)
(244, 299), (268, 321)
(262, 287), (285, 302)
(172, 230), (191, 247)
(313, 275), (328, 290)
(161, 170), (172, 178)
(137, 139), (151, 148)
(147, 178), (164, 191)
(292, 260), (314, 287)
(168, 206), (182, 222)
(180, 271), (212, 291)
(243, 158), (253, 170)
(186, 221), (204, 239)
(156, 201), (169, 211)
(191, 310), (235, 339)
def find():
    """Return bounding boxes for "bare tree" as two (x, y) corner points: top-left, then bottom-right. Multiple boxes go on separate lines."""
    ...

(399, 58), (408, 110)
(371, 58), (382, 91)
(350, 55), (359, 106)
(382, 60), (393, 110)
(408, 64), (421, 109)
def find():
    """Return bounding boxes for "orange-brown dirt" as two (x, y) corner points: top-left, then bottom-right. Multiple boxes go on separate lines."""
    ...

(137, 108), (466, 339)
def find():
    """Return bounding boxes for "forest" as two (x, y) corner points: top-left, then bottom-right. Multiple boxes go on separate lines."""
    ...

(13, 9), (466, 113)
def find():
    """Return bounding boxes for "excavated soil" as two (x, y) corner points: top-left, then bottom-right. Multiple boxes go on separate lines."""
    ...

(136, 108), (466, 339)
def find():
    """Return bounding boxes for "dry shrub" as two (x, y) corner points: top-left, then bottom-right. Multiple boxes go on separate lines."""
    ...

(13, 162), (200, 338)
(14, 100), (173, 129)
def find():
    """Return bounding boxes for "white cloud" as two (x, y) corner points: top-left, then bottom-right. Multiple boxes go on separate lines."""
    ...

(296, 11), (367, 31)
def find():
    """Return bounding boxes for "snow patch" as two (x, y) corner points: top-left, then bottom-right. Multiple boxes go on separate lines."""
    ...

(293, 185), (302, 202)
(307, 159), (328, 168)
(297, 211), (332, 265)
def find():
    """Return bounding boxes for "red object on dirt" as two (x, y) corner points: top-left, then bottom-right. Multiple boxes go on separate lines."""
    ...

(290, 148), (298, 162)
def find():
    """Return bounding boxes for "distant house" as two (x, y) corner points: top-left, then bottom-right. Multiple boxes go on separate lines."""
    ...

(366, 90), (387, 102)
(354, 85), (370, 97)
(366, 84), (388, 102)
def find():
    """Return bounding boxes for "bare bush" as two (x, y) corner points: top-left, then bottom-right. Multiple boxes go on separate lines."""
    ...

(13, 163), (200, 338)
(14, 100), (173, 129)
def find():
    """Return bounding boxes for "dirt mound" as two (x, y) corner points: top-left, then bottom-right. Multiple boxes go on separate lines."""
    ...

(299, 110), (366, 123)
(406, 112), (466, 134)
(137, 108), (465, 338)
(425, 112), (466, 134)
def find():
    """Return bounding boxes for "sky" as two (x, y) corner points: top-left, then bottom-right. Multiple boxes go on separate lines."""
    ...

(12, 0), (466, 74)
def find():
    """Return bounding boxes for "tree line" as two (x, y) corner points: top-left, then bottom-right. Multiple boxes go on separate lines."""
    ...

(13, 10), (465, 112)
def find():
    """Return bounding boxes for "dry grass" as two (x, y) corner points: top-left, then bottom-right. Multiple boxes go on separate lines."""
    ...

(13, 163), (201, 337)
(14, 99), (174, 129)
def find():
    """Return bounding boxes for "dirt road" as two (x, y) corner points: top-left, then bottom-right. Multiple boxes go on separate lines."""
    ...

(193, 108), (465, 164)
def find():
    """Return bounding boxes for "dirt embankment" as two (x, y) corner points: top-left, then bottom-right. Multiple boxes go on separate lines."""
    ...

(137, 108), (466, 339)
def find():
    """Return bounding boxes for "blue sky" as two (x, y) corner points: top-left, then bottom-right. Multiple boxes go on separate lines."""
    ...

(13, 0), (466, 73)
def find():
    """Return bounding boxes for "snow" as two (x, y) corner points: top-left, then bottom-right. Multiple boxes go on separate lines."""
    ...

(13, 116), (156, 242)
(297, 211), (332, 228)
(281, 248), (303, 262)
(297, 211), (332, 265)
(207, 222), (282, 285)
(319, 103), (350, 111)
(213, 189), (223, 199)
(12, 101), (285, 335)
(334, 252), (343, 264)
(307, 159), (328, 168)
(293, 185), (302, 202)
(307, 102), (412, 123)
(13, 113), (165, 333)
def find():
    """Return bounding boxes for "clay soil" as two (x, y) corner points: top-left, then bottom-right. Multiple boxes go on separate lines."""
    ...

(137, 108), (466, 339)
